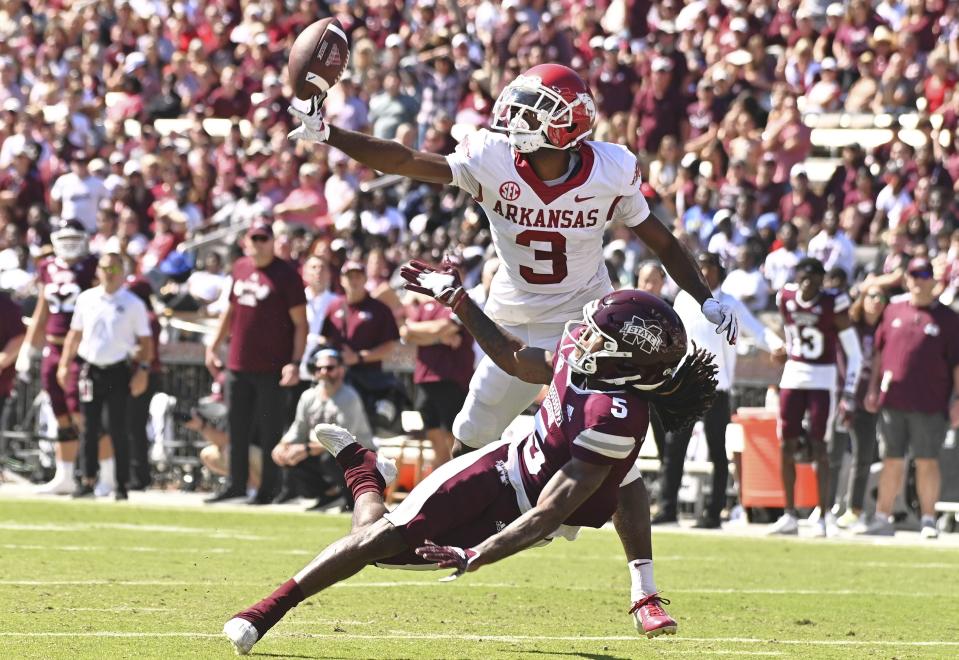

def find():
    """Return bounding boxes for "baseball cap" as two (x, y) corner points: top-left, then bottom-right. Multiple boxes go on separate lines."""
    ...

(341, 259), (365, 273)
(821, 57), (837, 71)
(651, 57), (674, 72)
(826, 3), (844, 17)
(726, 49), (752, 66)
(452, 33), (469, 48)
(761, 151), (777, 164)
(729, 17), (749, 33)
(790, 163), (808, 179)
(2, 97), (21, 113)
(906, 257), (934, 278)
(247, 223), (274, 239)
(657, 20), (677, 34)
(603, 36), (620, 52)
(123, 51), (146, 74)
(589, 35), (605, 49)
(385, 33), (403, 48)
(712, 208), (733, 224)
(757, 212), (780, 232)
(123, 160), (142, 176)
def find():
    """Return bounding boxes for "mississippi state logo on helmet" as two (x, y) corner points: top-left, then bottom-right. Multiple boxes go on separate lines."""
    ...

(563, 290), (688, 388)
(490, 63), (596, 153)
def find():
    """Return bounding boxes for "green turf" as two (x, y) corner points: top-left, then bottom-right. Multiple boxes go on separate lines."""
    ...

(1, 498), (958, 659)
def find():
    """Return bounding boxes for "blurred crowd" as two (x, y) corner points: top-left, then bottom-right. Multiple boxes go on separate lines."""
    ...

(1, 0), (958, 311)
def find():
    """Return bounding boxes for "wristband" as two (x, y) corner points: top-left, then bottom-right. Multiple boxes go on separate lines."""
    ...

(137, 362), (151, 371)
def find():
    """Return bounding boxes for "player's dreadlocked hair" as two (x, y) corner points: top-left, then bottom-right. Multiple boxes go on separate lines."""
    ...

(635, 343), (719, 434)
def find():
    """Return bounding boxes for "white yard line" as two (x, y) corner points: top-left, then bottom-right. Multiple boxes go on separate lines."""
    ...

(1, 543), (231, 554)
(0, 521), (266, 541)
(0, 630), (954, 648)
(0, 579), (955, 599)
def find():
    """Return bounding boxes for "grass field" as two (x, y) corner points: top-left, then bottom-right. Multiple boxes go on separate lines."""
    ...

(2, 497), (958, 659)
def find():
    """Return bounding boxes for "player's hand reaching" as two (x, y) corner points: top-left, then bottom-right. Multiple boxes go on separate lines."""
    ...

(400, 258), (466, 311)
(415, 541), (481, 581)
(701, 298), (738, 345)
(288, 95), (330, 143)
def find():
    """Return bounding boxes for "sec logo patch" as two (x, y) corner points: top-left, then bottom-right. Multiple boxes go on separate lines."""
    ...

(499, 181), (521, 201)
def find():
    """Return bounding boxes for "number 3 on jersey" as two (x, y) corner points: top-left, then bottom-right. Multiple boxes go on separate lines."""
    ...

(516, 230), (567, 285)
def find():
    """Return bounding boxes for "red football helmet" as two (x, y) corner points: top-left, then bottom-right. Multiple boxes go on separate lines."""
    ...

(491, 63), (596, 153)
(563, 290), (688, 388)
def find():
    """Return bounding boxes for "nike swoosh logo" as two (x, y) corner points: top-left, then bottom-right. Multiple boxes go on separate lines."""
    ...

(574, 194), (595, 202)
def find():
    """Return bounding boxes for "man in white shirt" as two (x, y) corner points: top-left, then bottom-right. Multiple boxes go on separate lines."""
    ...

(807, 209), (856, 280)
(300, 255), (338, 381)
(721, 241), (770, 313)
(49, 152), (109, 233)
(872, 164), (912, 234)
(653, 252), (784, 527)
(58, 252), (153, 500)
(763, 222), (804, 291)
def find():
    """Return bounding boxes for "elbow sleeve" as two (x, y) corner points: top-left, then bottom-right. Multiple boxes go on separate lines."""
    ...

(838, 327), (862, 395)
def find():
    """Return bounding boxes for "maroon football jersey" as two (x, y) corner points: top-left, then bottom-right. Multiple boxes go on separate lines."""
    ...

(515, 336), (650, 529)
(777, 284), (850, 366)
(38, 255), (98, 338)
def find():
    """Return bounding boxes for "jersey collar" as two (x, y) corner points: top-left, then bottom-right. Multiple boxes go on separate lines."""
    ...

(512, 142), (595, 206)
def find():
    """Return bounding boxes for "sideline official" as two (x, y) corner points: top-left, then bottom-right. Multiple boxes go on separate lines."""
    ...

(59, 252), (153, 500)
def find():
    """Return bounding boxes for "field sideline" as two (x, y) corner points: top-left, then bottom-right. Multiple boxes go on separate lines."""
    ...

(2, 494), (958, 659)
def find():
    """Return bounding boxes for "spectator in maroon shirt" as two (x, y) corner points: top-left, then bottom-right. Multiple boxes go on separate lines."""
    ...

(825, 145), (866, 210)
(755, 153), (788, 215)
(0, 145), (44, 227)
(321, 260), (400, 375)
(401, 291), (474, 467)
(628, 56), (688, 159)
(589, 40), (638, 118)
(778, 164), (823, 226)
(684, 79), (721, 154)
(207, 66), (252, 119)
(205, 222), (308, 504)
(863, 257), (959, 537)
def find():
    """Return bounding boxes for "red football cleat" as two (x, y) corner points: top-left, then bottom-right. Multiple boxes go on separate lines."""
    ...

(628, 592), (678, 638)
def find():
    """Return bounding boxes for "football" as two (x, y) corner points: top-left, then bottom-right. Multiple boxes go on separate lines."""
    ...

(287, 17), (350, 101)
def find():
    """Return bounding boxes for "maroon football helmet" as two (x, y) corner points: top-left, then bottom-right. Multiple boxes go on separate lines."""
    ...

(563, 290), (688, 388)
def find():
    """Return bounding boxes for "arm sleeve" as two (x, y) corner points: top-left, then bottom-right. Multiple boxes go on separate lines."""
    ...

(833, 291), (851, 314)
(612, 151), (651, 228)
(70, 295), (85, 331)
(133, 299), (152, 337)
(445, 130), (484, 198)
(838, 326), (863, 396)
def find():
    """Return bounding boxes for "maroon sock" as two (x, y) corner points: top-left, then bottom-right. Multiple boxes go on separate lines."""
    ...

(335, 443), (386, 500)
(234, 578), (304, 638)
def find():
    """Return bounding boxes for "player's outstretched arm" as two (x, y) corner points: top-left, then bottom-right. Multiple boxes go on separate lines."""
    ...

(400, 259), (553, 385)
(447, 458), (610, 574)
(327, 126), (453, 184)
(288, 100), (452, 184)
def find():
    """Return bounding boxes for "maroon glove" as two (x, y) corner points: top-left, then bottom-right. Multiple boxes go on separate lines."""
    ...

(414, 540), (480, 581)
(400, 258), (466, 311)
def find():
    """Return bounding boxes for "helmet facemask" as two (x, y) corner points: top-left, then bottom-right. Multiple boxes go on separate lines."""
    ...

(491, 75), (588, 153)
(51, 229), (89, 260)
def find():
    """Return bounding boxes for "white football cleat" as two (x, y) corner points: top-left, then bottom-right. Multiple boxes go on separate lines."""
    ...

(310, 423), (358, 456)
(311, 423), (397, 487)
(920, 521), (939, 540)
(768, 513), (799, 536)
(223, 617), (259, 655)
(36, 473), (74, 495)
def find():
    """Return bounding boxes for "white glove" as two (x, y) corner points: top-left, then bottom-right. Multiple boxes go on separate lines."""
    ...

(701, 298), (738, 345)
(15, 345), (36, 376)
(287, 96), (330, 143)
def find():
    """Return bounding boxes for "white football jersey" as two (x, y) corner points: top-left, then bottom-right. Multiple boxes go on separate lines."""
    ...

(447, 129), (650, 306)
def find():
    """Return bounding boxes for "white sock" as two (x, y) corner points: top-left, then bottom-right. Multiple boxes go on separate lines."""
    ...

(98, 458), (116, 488)
(55, 460), (74, 481)
(628, 559), (657, 602)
